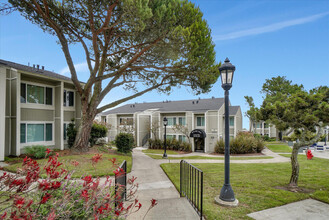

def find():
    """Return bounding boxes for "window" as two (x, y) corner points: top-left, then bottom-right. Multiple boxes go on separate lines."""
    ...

(20, 123), (53, 143)
(45, 124), (52, 141)
(46, 87), (52, 105)
(229, 117), (234, 127)
(196, 116), (205, 127)
(20, 124), (26, 143)
(63, 123), (67, 140)
(21, 83), (53, 105)
(63, 90), (74, 107)
(256, 123), (262, 128)
(21, 83), (26, 103)
(167, 117), (177, 126)
(178, 117), (186, 126)
(27, 124), (44, 142)
(178, 135), (186, 142)
(167, 135), (175, 140)
(120, 117), (133, 125)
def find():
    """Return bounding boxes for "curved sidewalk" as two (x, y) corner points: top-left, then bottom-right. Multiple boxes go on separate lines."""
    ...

(149, 148), (290, 164)
(127, 148), (200, 220)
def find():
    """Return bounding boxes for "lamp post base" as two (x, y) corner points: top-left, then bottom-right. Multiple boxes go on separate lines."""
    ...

(214, 196), (239, 207)
(162, 153), (167, 159)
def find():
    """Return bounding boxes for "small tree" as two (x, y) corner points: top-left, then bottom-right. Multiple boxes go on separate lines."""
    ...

(172, 124), (191, 143)
(260, 87), (329, 187)
(244, 96), (260, 134)
(148, 121), (160, 140)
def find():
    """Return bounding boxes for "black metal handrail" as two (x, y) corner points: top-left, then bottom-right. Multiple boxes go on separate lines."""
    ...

(180, 160), (203, 220)
(115, 160), (127, 208)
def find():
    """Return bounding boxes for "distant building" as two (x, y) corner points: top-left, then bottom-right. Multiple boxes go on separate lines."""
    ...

(98, 98), (243, 153)
(0, 59), (83, 161)
(249, 120), (278, 138)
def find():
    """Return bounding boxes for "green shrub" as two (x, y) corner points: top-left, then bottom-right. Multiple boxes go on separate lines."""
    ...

(67, 119), (77, 148)
(215, 139), (225, 154)
(268, 137), (277, 142)
(262, 135), (270, 141)
(215, 132), (264, 154)
(115, 133), (134, 153)
(148, 138), (191, 152)
(89, 122), (108, 147)
(253, 133), (262, 139)
(24, 145), (49, 159)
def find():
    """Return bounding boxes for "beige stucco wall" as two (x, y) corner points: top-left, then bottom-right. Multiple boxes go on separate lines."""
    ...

(107, 114), (117, 141)
(0, 67), (6, 161)
(137, 114), (150, 147)
(205, 111), (219, 153)
(55, 82), (63, 150)
(21, 109), (54, 121)
(235, 108), (243, 135)
(1, 66), (81, 155)
(64, 111), (75, 122)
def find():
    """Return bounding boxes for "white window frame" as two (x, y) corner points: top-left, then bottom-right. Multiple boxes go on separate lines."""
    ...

(20, 81), (54, 110)
(119, 117), (134, 126)
(178, 134), (187, 142)
(229, 116), (234, 127)
(20, 121), (55, 147)
(165, 117), (177, 127)
(63, 88), (75, 110)
(166, 134), (176, 140)
(178, 117), (186, 126)
(196, 116), (205, 127)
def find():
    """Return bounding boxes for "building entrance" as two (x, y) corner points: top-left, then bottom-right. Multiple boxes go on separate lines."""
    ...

(190, 129), (206, 152)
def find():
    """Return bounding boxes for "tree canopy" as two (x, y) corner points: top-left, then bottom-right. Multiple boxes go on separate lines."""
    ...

(6, 0), (220, 151)
(245, 76), (329, 186)
(8, 0), (219, 112)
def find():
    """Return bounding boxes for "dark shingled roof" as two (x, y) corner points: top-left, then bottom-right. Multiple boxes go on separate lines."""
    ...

(101, 98), (241, 115)
(0, 59), (73, 82)
(229, 106), (240, 115)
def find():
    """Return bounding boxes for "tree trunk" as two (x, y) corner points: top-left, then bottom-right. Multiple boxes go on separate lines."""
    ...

(73, 100), (97, 152)
(289, 145), (299, 187)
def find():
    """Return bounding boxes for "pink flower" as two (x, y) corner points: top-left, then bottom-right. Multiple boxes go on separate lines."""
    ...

(91, 154), (102, 164)
(151, 198), (157, 207)
(71, 160), (79, 166)
(14, 197), (25, 209)
(81, 190), (89, 201)
(40, 193), (52, 204)
(46, 148), (52, 156)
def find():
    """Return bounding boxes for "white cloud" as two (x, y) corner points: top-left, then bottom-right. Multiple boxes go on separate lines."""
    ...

(59, 62), (90, 76)
(214, 12), (329, 41)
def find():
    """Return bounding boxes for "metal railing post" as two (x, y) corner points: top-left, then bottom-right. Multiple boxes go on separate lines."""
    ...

(180, 160), (203, 220)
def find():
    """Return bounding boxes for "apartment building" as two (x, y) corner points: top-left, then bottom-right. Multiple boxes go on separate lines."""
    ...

(249, 120), (277, 138)
(0, 59), (82, 161)
(99, 98), (243, 153)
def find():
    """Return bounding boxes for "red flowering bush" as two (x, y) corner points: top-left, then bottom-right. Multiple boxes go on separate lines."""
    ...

(0, 149), (157, 219)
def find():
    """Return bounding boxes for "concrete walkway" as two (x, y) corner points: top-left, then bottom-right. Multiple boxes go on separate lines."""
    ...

(127, 148), (200, 220)
(152, 148), (290, 164)
(248, 199), (329, 220)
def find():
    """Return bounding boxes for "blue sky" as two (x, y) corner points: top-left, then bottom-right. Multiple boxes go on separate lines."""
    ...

(1, 0), (329, 129)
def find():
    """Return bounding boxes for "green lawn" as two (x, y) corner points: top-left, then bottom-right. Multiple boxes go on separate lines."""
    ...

(266, 143), (292, 153)
(146, 154), (273, 160)
(161, 156), (329, 219)
(142, 149), (184, 155)
(4, 153), (132, 178)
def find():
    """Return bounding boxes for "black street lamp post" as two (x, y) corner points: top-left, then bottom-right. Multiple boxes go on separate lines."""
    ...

(215, 58), (238, 206)
(163, 117), (168, 158)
